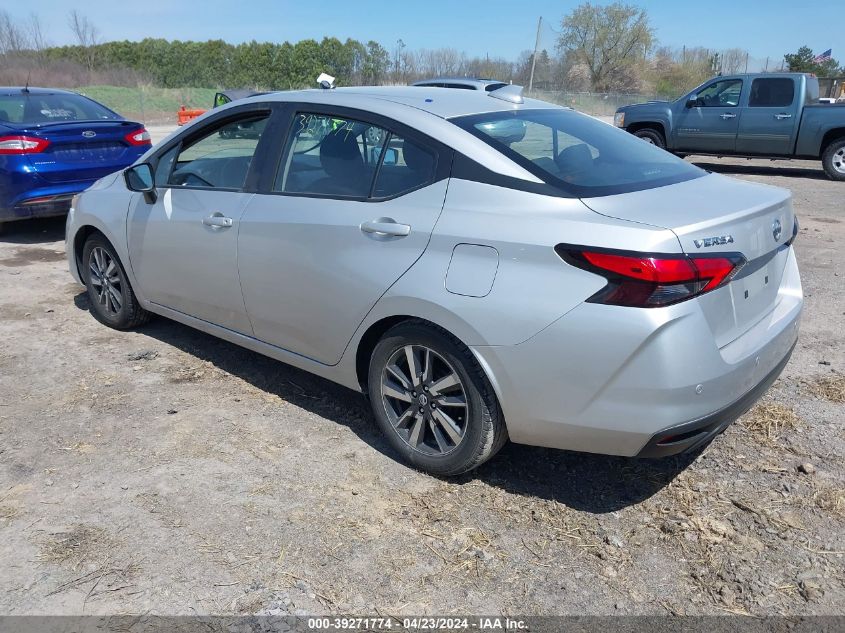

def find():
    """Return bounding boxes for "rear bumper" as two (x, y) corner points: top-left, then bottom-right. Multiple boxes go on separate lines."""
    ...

(471, 247), (802, 457)
(1, 194), (75, 222)
(636, 339), (795, 457)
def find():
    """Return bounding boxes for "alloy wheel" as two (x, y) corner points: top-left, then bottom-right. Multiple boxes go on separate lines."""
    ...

(380, 344), (469, 456)
(88, 246), (123, 315)
(833, 147), (845, 175)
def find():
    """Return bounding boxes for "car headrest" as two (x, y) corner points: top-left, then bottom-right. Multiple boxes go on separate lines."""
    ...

(320, 130), (363, 178)
(402, 140), (430, 173)
(556, 143), (594, 174)
(0, 110), (9, 122)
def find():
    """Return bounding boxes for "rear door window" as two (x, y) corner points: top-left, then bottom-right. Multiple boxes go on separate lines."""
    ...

(372, 136), (436, 197)
(748, 78), (795, 107)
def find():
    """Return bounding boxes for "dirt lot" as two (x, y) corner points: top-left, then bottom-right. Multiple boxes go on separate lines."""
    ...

(0, 154), (843, 618)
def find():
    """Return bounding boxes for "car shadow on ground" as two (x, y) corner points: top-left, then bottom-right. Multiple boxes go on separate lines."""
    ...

(0, 217), (66, 244)
(691, 159), (827, 180)
(73, 293), (696, 513)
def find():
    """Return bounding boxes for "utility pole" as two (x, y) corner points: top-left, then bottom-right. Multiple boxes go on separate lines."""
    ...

(528, 16), (542, 92)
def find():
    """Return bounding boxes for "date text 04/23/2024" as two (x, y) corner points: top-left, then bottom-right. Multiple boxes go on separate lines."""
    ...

(306, 617), (528, 631)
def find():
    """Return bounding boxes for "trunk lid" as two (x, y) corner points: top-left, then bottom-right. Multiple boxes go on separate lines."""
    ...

(18, 120), (145, 184)
(582, 173), (795, 348)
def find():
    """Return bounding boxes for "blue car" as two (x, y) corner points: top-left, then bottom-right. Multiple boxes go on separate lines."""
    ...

(0, 87), (151, 231)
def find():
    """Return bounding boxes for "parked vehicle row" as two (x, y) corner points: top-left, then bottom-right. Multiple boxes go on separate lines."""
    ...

(614, 73), (845, 180)
(65, 84), (802, 475)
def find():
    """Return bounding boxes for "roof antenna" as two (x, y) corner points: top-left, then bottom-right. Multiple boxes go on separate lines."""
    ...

(23, 70), (31, 93)
(316, 73), (336, 90)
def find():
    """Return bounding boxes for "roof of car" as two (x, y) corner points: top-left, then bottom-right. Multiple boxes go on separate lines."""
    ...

(259, 85), (560, 120)
(413, 78), (507, 87)
(0, 87), (78, 96)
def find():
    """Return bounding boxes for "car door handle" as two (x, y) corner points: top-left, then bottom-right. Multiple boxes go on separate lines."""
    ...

(360, 218), (410, 237)
(774, 113), (793, 120)
(719, 113), (737, 120)
(202, 214), (233, 228)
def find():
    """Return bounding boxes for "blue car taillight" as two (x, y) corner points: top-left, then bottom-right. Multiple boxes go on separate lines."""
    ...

(0, 135), (50, 154)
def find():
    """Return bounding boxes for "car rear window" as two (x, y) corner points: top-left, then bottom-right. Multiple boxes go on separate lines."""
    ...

(0, 93), (119, 124)
(452, 109), (704, 197)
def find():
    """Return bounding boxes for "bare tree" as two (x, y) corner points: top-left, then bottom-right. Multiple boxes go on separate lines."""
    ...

(558, 2), (654, 91)
(720, 48), (748, 75)
(0, 10), (29, 55)
(68, 9), (100, 71)
(27, 13), (48, 66)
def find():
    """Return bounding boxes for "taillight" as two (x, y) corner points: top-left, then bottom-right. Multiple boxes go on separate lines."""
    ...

(556, 246), (746, 308)
(0, 135), (50, 155)
(125, 128), (151, 146)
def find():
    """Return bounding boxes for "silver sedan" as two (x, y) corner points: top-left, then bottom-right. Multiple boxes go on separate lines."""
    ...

(66, 85), (802, 475)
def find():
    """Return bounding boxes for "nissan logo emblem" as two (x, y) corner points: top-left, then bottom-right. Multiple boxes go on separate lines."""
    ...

(82, 130), (96, 138)
(772, 218), (782, 242)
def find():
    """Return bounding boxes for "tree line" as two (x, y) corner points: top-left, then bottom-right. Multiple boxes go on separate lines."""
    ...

(1, 5), (842, 97)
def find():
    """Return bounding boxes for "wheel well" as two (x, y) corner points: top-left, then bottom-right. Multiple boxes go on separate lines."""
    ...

(355, 315), (415, 390)
(627, 122), (666, 140)
(72, 226), (107, 277)
(820, 128), (845, 157)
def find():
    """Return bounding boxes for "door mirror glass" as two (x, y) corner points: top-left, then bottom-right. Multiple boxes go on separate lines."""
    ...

(685, 94), (698, 108)
(125, 163), (154, 192)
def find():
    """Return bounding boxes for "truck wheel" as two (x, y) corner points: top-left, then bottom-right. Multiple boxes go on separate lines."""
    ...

(633, 128), (666, 150)
(821, 139), (845, 181)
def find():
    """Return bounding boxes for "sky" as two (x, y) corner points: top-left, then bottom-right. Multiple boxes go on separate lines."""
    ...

(10, 0), (843, 66)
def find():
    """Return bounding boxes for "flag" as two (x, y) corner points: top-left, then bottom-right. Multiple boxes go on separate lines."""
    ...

(813, 49), (832, 63)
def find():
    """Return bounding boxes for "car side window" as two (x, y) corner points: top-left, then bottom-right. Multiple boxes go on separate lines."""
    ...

(694, 79), (743, 107)
(276, 113), (388, 198)
(372, 136), (436, 197)
(167, 113), (270, 190)
(749, 78), (795, 108)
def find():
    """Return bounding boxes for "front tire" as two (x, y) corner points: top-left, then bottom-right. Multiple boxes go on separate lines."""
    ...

(633, 127), (666, 149)
(368, 321), (507, 476)
(821, 139), (845, 181)
(82, 235), (150, 329)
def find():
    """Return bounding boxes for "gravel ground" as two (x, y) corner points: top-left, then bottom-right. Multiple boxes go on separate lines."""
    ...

(0, 154), (843, 617)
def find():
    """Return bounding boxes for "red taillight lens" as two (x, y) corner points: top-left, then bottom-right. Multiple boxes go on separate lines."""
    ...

(125, 128), (151, 146)
(557, 246), (745, 308)
(0, 135), (50, 154)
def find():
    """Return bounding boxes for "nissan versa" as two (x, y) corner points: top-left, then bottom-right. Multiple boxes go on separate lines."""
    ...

(0, 87), (151, 231)
(65, 85), (802, 475)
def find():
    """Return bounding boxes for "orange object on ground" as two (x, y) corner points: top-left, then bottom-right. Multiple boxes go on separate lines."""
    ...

(177, 105), (206, 126)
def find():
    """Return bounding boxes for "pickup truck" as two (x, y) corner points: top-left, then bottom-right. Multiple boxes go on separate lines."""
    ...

(614, 73), (845, 180)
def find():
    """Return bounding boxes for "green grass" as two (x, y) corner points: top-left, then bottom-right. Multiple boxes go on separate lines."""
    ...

(75, 85), (217, 123)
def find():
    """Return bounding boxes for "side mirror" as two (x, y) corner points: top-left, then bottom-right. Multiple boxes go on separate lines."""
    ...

(685, 95), (699, 108)
(124, 163), (157, 203)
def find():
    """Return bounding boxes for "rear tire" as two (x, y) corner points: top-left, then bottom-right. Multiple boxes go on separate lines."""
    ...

(821, 138), (845, 181)
(633, 127), (666, 150)
(82, 235), (151, 330)
(368, 321), (507, 476)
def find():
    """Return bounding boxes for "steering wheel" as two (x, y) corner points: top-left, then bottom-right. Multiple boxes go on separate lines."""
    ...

(171, 170), (214, 188)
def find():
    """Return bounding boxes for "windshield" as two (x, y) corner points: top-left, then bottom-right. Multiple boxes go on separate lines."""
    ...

(0, 93), (120, 125)
(453, 109), (704, 197)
